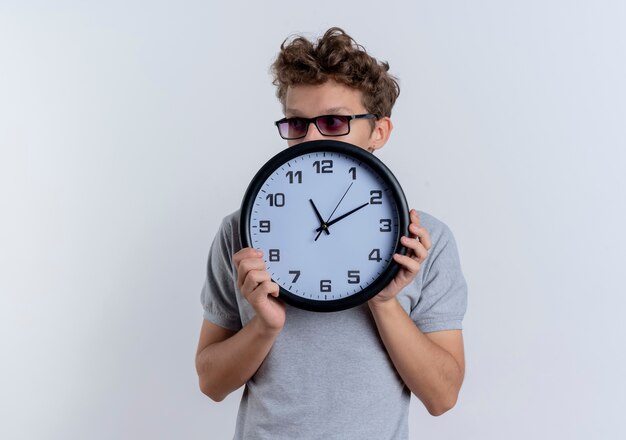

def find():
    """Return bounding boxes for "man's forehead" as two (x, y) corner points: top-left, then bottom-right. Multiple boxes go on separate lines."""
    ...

(283, 81), (366, 116)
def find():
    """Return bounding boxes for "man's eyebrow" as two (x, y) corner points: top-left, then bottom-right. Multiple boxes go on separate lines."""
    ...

(324, 107), (352, 114)
(284, 108), (302, 117)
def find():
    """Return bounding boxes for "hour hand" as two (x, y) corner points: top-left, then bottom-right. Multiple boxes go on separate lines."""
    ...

(309, 199), (329, 235)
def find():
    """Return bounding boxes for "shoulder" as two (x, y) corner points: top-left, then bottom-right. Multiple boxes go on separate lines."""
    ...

(408, 210), (467, 331)
(211, 209), (243, 254)
(219, 209), (241, 234)
(414, 210), (456, 246)
(414, 210), (464, 278)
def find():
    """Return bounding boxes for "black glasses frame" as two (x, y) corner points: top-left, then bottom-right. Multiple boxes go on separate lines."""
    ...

(274, 113), (378, 140)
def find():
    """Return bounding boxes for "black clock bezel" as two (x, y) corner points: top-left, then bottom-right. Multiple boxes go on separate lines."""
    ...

(240, 140), (410, 313)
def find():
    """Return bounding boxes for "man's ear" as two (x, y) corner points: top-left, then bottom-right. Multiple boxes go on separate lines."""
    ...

(369, 117), (393, 152)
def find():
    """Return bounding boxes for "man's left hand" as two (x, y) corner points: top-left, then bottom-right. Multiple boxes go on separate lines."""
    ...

(369, 209), (432, 305)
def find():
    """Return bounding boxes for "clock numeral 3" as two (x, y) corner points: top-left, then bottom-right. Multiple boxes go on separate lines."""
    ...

(368, 248), (382, 262)
(347, 270), (360, 284)
(369, 190), (383, 205)
(289, 270), (301, 283)
(259, 220), (271, 233)
(266, 193), (285, 207)
(285, 170), (302, 184)
(379, 219), (391, 232)
(320, 279), (332, 292)
(313, 160), (333, 174)
(269, 249), (280, 262)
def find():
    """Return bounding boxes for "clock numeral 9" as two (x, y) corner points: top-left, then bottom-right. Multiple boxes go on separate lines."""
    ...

(266, 193), (285, 207)
(313, 160), (333, 174)
(369, 190), (383, 205)
(259, 220), (271, 233)
(269, 249), (280, 262)
(286, 170), (302, 184)
(379, 219), (391, 232)
(320, 279), (332, 292)
(368, 248), (382, 262)
(347, 270), (360, 284)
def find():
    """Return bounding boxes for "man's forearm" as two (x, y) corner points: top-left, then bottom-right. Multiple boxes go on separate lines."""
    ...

(196, 316), (280, 402)
(369, 298), (463, 416)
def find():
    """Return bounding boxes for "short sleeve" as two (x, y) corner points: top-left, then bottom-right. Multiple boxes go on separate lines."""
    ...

(200, 214), (243, 331)
(410, 223), (468, 333)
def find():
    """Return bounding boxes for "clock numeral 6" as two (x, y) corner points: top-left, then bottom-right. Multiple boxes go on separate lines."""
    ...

(259, 220), (271, 233)
(285, 170), (302, 184)
(369, 190), (383, 205)
(320, 279), (332, 292)
(379, 219), (391, 232)
(347, 270), (360, 284)
(313, 160), (333, 174)
(368, 248), (382, 262)
(266, 193), (285, 207)
(269, 249), (280, 262)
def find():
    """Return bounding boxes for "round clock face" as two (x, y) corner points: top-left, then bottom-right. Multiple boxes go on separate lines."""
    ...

(240, 140), (409, 312)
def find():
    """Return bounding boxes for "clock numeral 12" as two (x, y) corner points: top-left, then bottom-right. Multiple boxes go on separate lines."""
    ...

(285, 170), (302, 184)
(269, 249), (280, 262)
(320, 279), (332, 292)
(313, 160), (333, 174)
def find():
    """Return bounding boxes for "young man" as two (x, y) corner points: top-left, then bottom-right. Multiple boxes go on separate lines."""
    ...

(196, 28), (468, 439)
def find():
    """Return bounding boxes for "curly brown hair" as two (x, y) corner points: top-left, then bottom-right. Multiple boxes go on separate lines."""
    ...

(271, 27), (400, 118)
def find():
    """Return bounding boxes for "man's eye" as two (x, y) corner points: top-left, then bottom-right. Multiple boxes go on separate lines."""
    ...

(323, 116), (341, 127)
(288, 119), (305, 129)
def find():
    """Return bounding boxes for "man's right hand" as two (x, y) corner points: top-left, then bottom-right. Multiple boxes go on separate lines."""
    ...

(197, 248), (286, 401)
(233, 248), (286, 333)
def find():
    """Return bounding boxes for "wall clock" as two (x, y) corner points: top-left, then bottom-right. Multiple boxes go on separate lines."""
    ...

(240, 140), (409, 312)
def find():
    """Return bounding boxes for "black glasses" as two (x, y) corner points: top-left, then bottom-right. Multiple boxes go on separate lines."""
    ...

(274, 114), (378, 140)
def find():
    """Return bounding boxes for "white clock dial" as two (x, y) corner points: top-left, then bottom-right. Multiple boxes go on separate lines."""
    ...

(241, 141), (408, 312)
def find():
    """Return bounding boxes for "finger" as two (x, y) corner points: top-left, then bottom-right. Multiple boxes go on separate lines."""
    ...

(236, 256), (267, 288)
(409, 223), (432, 250)
(400, 235), (429, 263)
(248, 280), (280, 304)
(393, 253), (421, 275)
(268, 283), (281, 298)
(233, 247), (263, 266)
(241, 269), (272, 296)
(410, 209), (420, 228)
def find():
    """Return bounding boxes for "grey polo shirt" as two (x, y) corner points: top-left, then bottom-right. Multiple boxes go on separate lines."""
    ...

(201, 209), (467, 440)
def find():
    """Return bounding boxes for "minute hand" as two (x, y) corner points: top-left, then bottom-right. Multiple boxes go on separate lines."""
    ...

(315, 202), (370, 232)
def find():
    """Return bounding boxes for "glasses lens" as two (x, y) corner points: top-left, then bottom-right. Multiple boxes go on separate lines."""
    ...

(278, 118), (307, 139)
(316, 115), (350, 136)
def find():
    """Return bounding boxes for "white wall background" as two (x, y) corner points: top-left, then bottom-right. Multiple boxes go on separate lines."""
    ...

(1, 1), (625, 439)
